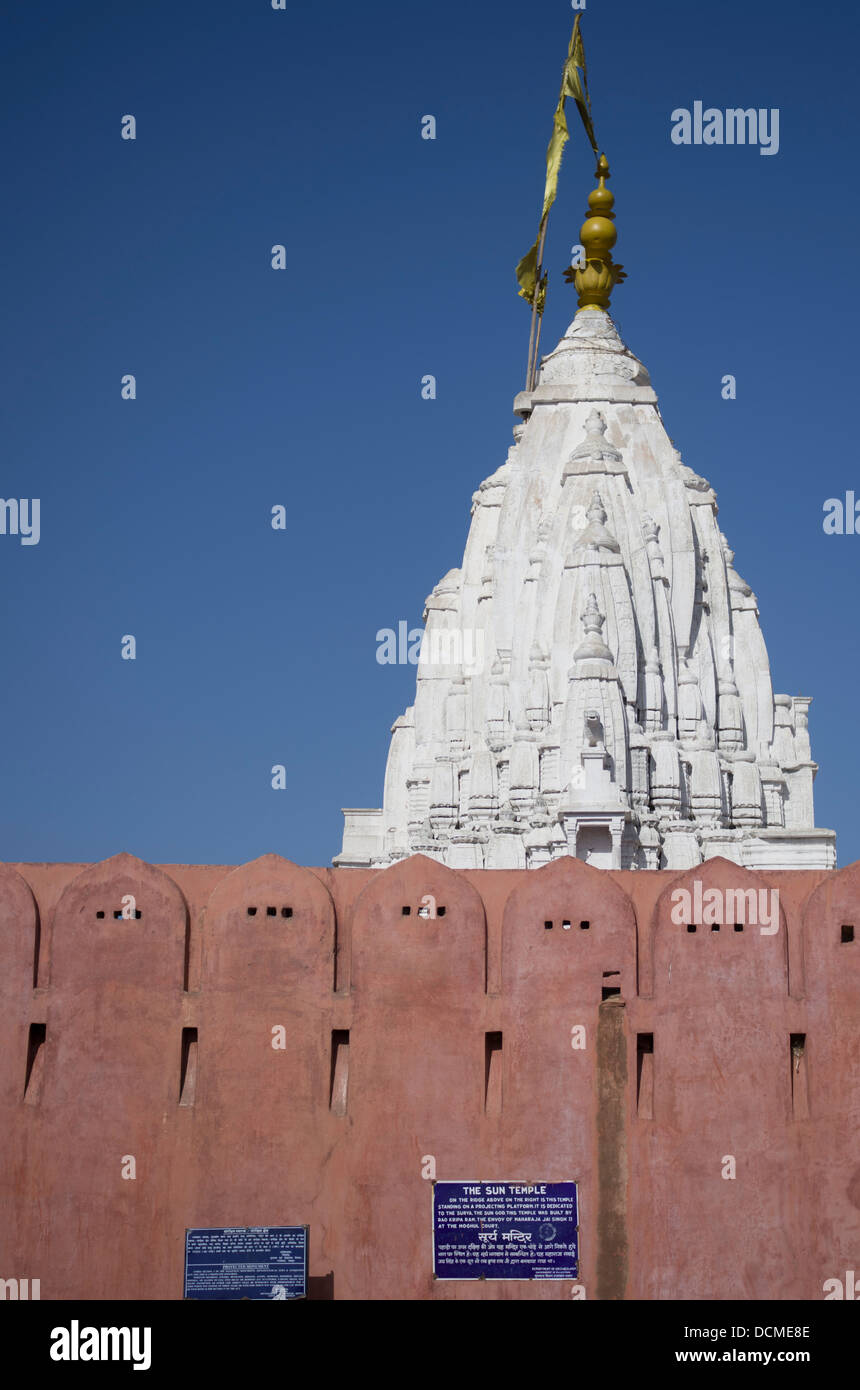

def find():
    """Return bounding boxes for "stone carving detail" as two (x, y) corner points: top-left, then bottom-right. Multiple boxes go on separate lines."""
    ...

(471, 459), (512, 514)
(642, 514), (666, 578)
(571, 411), (622, 462)
(575, 592), (614, 662)
(584, 710), (604, 747)
(572, 492), (621, 554)
(564, 410), (627, 478)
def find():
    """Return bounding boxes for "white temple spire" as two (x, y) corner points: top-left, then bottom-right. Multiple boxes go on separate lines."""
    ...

(336, 164), (835, 872)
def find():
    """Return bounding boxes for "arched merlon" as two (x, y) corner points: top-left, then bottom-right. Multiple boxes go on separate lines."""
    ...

(351, 853), (487, 997)
(501, 854), (638, 1002)
(646, 856), (789, 1000)
(50, 852), (189, 993)
(801, 857), (860, 1007)
(200, 853), (336, 995)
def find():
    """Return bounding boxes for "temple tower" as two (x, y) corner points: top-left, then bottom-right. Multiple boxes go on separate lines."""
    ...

(338, 160), (835, 871)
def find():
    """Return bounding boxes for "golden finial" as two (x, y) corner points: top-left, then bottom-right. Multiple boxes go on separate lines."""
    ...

(564, 154), (627, 312)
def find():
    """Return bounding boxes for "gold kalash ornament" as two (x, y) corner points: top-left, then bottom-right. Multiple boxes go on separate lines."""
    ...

(564, 154), (627, 311)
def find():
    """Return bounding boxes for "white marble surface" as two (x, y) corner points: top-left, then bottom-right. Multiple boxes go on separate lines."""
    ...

(337, 310), (835, 871)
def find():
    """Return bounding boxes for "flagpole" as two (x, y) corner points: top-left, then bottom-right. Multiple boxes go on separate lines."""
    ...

(525, 39), (577, 393)
(520, 16), (596, 394)
(525, 219), (548, 392)
(531, 281), (546, 392)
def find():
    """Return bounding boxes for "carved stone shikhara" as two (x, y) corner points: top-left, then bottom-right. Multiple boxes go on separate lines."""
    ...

(339, 307), (834, 872)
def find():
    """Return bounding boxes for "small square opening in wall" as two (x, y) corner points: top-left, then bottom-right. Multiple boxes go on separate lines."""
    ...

(247, 907), (257, 917)
(687, 924), (697, 934)
(711, 923), (720, 933)
(562, 920), (571, 930)
(602, 985), (622, 1001)
(734, 923), (744, 933)
(281, 907), (292, 919)
(96, 911), (104, 919)
(579, 920), (590, 931)
(267, 906), (276, 917)
(842, 924), (855, 943)
(437, 906), (446, 918)
(402, 906), (411, 917)
(544, 920), (553, 930)
(135, 910), (142, 919)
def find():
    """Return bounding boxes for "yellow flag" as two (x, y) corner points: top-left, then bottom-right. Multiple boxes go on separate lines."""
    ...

(516, 237), (547, 315)
(516, 99), (568, 314)
(542, 100), (570, 223)
(565, 17), (598, 155)
(516, 16), (599, 314)
(516, 240), (539, 305)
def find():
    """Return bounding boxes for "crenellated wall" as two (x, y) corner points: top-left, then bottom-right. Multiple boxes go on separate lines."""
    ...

(1, 852), (858, 1300)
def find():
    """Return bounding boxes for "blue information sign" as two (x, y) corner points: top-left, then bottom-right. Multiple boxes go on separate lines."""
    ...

(432, 1181), (578, 1280)
(184, 1226), (308, 1300)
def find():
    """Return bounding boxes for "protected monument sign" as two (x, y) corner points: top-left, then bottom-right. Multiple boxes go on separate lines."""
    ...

(432, 1181), (578, 1280)
(184, 1226), (309, 1300)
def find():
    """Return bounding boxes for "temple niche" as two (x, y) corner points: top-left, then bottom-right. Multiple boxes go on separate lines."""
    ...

(337, 162), (835, 873)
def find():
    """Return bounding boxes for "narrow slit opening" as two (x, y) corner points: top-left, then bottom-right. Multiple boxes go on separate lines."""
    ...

(330, 1030), (350, 1115)
(24, 1023), (46, 1103)
(179, 1027), (198, 1107)
(636, 1033), (654, 1120)
(484, 1031), (503, 1116)
(790, 1033), (808, 1120)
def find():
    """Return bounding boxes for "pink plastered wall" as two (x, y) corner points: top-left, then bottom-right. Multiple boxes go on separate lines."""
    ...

(0, 852), (857, 1301)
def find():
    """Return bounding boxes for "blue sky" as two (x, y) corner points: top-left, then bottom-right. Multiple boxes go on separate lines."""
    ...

(2, 0), (858, 867)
